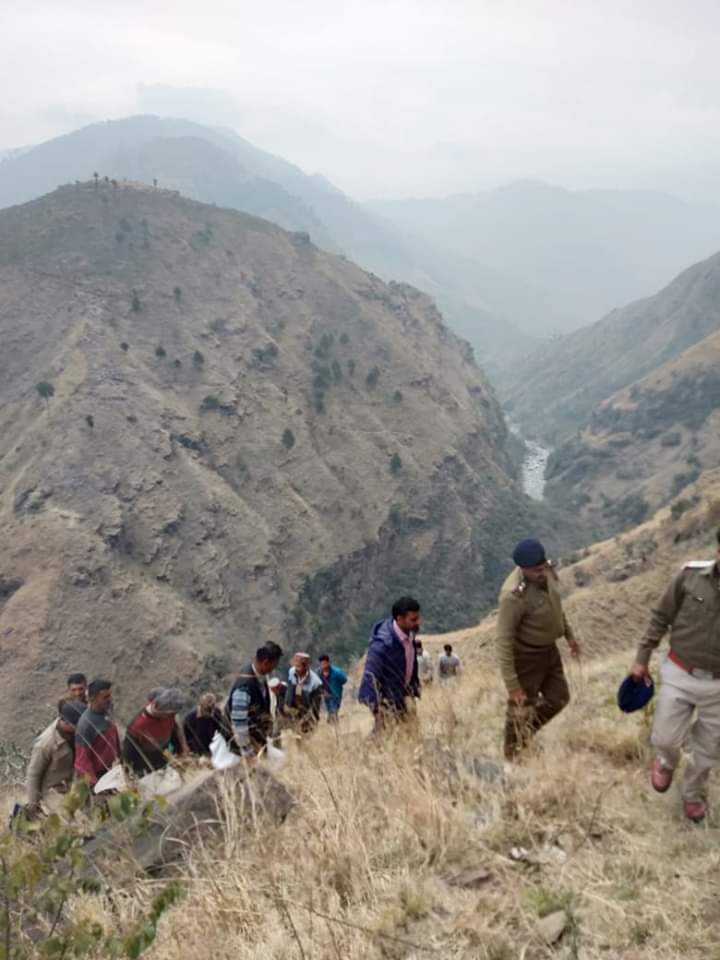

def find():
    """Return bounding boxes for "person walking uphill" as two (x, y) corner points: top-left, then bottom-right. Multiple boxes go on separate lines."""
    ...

(359, 596), (421, 726)
(631, 529), (720, 823)
(74, 679), (121, 787)
(318, 654), (348, 722)
(497, 539), (581, 760)
(284, 653), (323, 734)
(225, 643), (283, 758)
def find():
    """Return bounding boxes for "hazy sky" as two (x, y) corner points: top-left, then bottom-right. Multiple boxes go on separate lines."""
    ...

(3, 0), (720, 199)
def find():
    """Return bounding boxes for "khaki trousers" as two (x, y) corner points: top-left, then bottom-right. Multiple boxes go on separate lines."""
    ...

(504, 642), (570, 760)
(652, 657), (720, 802)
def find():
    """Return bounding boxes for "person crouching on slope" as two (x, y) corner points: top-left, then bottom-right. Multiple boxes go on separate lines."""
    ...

(359, 596), (421, 728)
(123, 687), (188, 776)
(631, 528), (720, 824)
(497, 539), (581, 760)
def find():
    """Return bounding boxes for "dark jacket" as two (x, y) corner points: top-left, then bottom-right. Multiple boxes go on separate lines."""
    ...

(358, 618), (419, 714)
(224, 662), (272, 755)
(183, 707), (224, 756)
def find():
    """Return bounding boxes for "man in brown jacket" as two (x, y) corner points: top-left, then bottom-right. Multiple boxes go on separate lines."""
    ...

(497, 538), (581, 759)
(631, 529), (720, 823)
(25, 699), (84, 814)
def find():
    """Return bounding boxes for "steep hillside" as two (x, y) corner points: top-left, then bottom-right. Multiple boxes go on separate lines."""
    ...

(6, 480), (720, 959)
(370, 180), (720, 335)
(0, 116), (533, 363)
(502, 250), (720, 444)
(0, 182), (565, 743)
(543, 330), (720, 534)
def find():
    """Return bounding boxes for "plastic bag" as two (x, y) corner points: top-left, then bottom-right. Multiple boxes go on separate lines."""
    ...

(209, 731), (241, 770)
(264, 742), (286, 771)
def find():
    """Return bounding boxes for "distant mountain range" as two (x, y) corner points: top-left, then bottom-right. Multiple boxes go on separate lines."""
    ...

(0, 115), (536, 365)
(369, 181), (720, 334)
(502, 248), (720, 535)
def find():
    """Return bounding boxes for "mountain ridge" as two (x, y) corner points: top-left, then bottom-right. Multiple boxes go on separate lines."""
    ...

(0, 181), (565, 744)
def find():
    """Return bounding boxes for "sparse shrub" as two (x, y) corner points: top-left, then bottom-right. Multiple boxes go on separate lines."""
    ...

(173, 286), (183, 302)
(671, 468), (700, 497)
(1, 784), (184, 957)
(313, 365), (332, 390)
(155, 345), (167, 358)
(331, 359), (343, 383)
(193, 350), (205, 367)
(671, 497), (696, 521)
(393, 390), (403, 403)
(209, 317), (227, 334)
(115, 230), (124, 243)
(389, 452), (403, 474)
(200, 395), (235, 416)
(366, 365), (380, 388)
(131, 291), (141, 313)
(35, 381), (55, 408)
(347, 359), (356, 376)
(340, 332), (350, 345)
(660, 430), (682, 447)
(313, 391), (325, 414)
(120, 341), (129, 352)
(85, 414), (94, 429)
(573, 566), (592, 587)
(282, 428), (296, 450)
(119, 216), (132, 233)
(173, 358), (182, 368)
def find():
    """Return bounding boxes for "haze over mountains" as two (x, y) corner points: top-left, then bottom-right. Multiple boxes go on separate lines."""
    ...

(6, 116), (720, 372)
(0, 180), (571, 742)
(370, 183), (720, 333)
(498, 249), (720, 537)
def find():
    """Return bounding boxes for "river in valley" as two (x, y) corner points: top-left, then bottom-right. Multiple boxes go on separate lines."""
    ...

(509, 423), (552, 501)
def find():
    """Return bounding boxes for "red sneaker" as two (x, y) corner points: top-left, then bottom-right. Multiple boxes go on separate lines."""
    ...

(650, 758), (673, 793)
(684, 800), (707, 823)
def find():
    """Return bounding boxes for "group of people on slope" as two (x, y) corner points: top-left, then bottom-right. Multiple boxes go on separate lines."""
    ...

(23, 651), (348, 815)
(356, 531), (720, 826)
(24, 527), (720, 826)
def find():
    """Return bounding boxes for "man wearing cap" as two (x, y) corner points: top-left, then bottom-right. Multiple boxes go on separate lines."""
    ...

(123, 688), (188, 776)
(25, 699), (85, 815)
(284, 653), (323, 734)
(631, 528), (720, 823)
(497, 538), (581, 759)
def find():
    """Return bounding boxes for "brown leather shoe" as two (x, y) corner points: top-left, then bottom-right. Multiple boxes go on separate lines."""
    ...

(650, 758), (673, 793)
(684, 800), (707, 823)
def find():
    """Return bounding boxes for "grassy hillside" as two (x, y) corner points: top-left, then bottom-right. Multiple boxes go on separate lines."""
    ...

(5, 477), (720, 958)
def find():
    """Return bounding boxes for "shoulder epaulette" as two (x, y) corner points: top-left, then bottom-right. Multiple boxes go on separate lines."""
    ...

(684, 561), (715, 569)
(511, 579), (528, 597)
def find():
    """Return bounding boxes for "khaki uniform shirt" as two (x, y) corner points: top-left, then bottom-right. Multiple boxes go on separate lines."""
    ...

(636, 561), (720, 673)
(25, 720), (74, 805)
(496, 566), (576, 690)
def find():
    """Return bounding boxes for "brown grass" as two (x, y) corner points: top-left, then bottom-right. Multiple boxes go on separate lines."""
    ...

(56, 638), (720, 960)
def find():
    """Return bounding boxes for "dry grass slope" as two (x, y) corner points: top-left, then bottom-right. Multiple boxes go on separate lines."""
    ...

(39, 476), (720, 959)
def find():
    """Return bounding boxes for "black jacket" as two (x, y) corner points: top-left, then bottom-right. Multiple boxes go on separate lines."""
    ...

(224, 663), (272, 754)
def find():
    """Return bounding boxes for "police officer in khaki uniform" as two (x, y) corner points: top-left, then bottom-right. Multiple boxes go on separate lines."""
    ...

(632, 529), (720, 823)
(497, 538), (581, 759)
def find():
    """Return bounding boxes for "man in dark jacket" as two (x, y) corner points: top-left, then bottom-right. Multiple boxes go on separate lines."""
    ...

(224, 643), (283, 757)
(358, 596), (421, 725)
